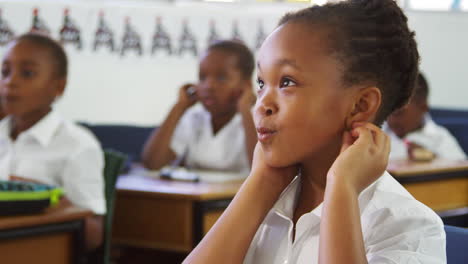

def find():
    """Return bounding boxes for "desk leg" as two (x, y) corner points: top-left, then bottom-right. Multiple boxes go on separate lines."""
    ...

(193, 199), (231, 247)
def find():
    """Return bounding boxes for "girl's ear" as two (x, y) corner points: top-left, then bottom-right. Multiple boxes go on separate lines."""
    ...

(345, 86), (381, 129)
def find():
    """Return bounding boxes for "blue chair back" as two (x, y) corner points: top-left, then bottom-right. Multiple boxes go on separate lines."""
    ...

(445, 225), (468, 264)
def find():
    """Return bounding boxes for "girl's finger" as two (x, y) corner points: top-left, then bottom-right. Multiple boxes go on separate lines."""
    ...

(340, 130), (354, 153)
(351, 126), (373, 146)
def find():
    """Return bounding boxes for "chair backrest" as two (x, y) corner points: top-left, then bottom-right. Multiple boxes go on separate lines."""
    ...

(103, 149), (127, 264)
(445, 225), (468, 264)
(79, 123), (155, 163)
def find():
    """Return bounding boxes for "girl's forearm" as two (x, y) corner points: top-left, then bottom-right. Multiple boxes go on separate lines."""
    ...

(183, 171), (285, 264)
(319, 181), (368, 264)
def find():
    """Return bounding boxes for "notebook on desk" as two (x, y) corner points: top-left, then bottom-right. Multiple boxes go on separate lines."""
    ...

(131, 166), (247, 183)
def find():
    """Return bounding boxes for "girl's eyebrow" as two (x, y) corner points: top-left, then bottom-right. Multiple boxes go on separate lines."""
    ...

(257, 58), (301, 72)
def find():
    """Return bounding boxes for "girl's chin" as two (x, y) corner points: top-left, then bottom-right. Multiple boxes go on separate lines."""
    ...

(264, 153), (297, 169)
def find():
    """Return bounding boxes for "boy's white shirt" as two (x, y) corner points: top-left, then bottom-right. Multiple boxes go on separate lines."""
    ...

(0, 110), (106, 215)
(244, 172), (446, 264)
(170, 103), (250, 174)
(384, 117), (466, 160)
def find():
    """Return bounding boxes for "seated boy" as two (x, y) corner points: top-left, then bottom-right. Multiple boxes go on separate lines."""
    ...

(142, 40), (256, 173)
(385, 73), (466, 160)
(0, 33), (105, 251)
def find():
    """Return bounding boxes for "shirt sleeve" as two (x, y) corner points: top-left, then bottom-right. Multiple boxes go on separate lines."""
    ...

(170, 109), (193, 157)
(434, 127), (467, 160)
(62, 145), (106, 215)
(364, 200), (446, 264)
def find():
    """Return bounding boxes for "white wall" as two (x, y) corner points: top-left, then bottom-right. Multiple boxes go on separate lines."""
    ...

(407, 11), (468, 111)
(0, 0), (467, 126)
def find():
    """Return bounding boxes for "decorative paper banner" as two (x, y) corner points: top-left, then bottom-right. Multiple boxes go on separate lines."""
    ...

(0, 2), (281, 57)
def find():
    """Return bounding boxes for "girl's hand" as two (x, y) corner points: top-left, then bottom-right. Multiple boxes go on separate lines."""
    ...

(176, 83), (198, 110)
(327, 122), (390, 194)
(251, 143), (299, 195)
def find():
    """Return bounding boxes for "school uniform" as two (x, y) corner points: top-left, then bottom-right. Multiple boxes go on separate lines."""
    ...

(244, 172), (446, 264)
(0, 110), (106, 215)
(170, 103), (249, 173)
(384, 117), (466, 160)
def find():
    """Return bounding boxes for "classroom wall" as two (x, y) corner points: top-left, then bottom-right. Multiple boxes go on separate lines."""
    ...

(0, 0), (467, 126)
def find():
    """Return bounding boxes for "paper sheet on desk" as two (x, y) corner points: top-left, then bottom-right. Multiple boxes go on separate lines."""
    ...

(134, 167), (247, 183)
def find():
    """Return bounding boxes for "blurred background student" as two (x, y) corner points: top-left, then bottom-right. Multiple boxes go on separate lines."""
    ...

(385, 72), (466, 161)
(0, 33), (106, 251)
(142, 40), (257, 174)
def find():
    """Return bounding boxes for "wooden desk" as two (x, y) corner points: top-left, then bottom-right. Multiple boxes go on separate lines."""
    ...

(388, 159), (468, 211)
(112, 173), (243, 253)
(0, 205), (92, 264)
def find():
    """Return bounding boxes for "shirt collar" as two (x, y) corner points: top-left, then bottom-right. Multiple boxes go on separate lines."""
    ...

(270, 173), (385, 221)
(0, 110), (62, 147)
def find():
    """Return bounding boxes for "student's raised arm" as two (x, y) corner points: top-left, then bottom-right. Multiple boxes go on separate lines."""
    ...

(237, 82), (257, 166)
(319, 123), (390, 264)
(141, 84), (197, 170)
(183, 144), (297, 264)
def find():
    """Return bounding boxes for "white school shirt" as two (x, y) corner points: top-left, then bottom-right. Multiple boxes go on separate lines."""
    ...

(0, 111), (106, 215)
(170, 103), (249, 173)
(384, 118), (466, 161)
(244, 172), (446, 264)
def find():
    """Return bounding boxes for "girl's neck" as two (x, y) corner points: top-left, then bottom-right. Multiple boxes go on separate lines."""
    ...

(10, 107), (52, 140)
(211, 109), (236, 135)
(292, 138), (342, 225)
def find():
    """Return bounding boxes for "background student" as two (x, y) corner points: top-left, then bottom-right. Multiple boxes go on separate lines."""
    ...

(385, 72), (466, 160)
(0, 33), (106, 251)
(142, 40), (257, 173)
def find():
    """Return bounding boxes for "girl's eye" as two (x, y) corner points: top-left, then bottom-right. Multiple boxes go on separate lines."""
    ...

(217, 74), (227, 82)
(256, 78), (264, 90)
(280, 77), (296, 88)
(22, 70), (35, 78)
(1, 68), (10, 78)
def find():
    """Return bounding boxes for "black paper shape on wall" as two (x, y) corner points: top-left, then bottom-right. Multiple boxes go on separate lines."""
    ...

(0, 9), (14, 46)
(255, 20), (267, 50)
(30, 8), (50, 36)
(207, 19), (221, 46)
(93, 11), (115, 52)
(178, 19), (198, 57)
(151, 16), (172, 55)
(121, 17), (143, 56)
(231, 20), (243, 43)
(59, 8), (82, 50)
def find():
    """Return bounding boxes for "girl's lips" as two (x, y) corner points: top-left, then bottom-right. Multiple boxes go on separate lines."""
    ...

(200, 96), (216, 106)
(257, 127), (277, 143)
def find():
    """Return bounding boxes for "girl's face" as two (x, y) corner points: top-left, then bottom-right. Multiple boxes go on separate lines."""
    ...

(197, 49), (246, 117)
(0, 40), (64, 118)
(255, 22), (355, 168)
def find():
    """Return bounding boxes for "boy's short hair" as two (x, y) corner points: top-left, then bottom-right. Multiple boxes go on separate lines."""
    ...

(207, 40), (255, 80)
(14, 33), (68, 79)
(279, 0), (420, 124)
(412, 73), (429, 103)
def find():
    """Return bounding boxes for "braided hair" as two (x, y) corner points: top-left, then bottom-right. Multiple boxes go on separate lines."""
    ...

(279, 0), (419, 124)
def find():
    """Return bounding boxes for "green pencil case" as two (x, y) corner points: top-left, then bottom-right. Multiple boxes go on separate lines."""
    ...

(0, 180), (63, 216)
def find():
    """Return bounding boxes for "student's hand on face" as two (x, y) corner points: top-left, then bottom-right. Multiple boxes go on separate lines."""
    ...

(327, 122), (390, 194)
(251, 143), (298, 193)
(236, 84), (256, 113)
(176, 83), (198, 110)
